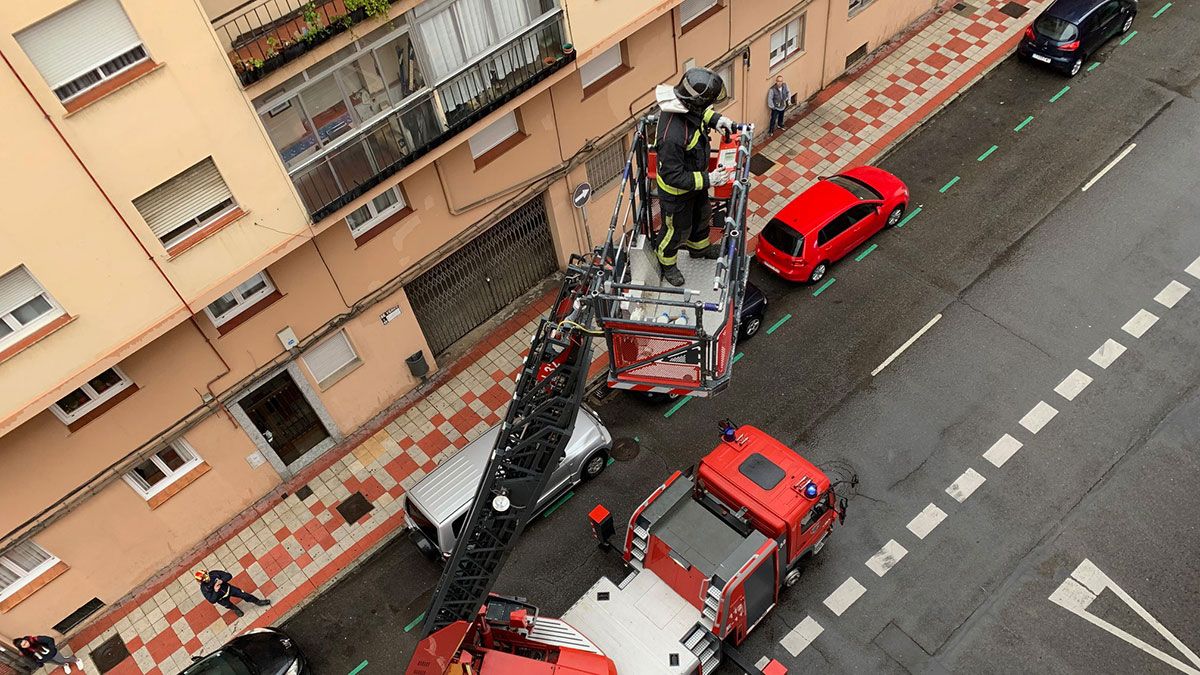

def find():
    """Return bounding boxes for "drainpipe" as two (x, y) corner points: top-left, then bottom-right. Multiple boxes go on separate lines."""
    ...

(819, 0), (836, 90)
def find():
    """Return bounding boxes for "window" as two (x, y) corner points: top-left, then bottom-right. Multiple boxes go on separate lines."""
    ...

(844, 204), (877, 224)
(205, 272), (276, 328)
(0, 541), (58, 602)
(15, 0), (149, 103)
(124, 440), (201, 499)
(826, 175), (882, 200)
(817, 210), (860, 245)
(51, 367), (133, 424)
(769, 16), (806, 67)
(0, 266), (64, 349)
(579, 43), (623, 90)
(133, 158), (238, 249)
(848, 0), (877, 15)
(680, 0), (719, 27)
(303, 330), (360, 387)
(586, 138), (626, 192)
(468, 111), (520, 158)
(347, 187), (408, 237)
(1034, 15), (1079, 41)
(714, 63), (733, 104)
(761, 219), (805, 257)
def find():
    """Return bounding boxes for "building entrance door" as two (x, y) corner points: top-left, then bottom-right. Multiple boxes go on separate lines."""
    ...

(239, 371), (330, 467)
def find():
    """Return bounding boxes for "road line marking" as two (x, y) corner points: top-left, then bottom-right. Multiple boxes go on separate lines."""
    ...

(663, 396), (693, 418)
(767, 313), (792, 334)
(780, 615), (825, 656)
(1153, 2), (1172, 18)
(1055, 369), (1094, 401)
(1185, 255), (1200, 280)
(1049, 85), (1071, 102)
(733, 351), (746, 363)
(1119, 30), (1138, 45)
(1087, 62), (1101, 72)
(946, 468), (986, 503)
(1155, 280), (1190, 308)
(813, 278), (836, 297)
(404, 612), (426, 632)
(824, 577), (867, 616)
(983, 434), (1023, 468)
(907, 503), (947, 539)
(606, 456), (615, 466)
(865, 539), (908, 577)
(871, 314), (942, 376)
(1019, 401), (1059, 434)
(977, 145), (998, 161)
(855, 243), (878, 261)
(348, 660), (369, 675)
(756, 656), (771, 669)
(542, 491), (574, 517)
(1014, 115), (1034, 132)
(1122, 308), (1159, 338)
(1082, 143), (1136, 192)
(939, 176), (960, 193)
(1089, 338), (1127, 369)
(896, 205), (922, 227)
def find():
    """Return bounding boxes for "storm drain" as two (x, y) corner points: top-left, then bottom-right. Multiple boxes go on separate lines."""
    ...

(89, 633), (130, 674)
(952, 2), (978, 15)
(336, 491), (374, 524)
(1000, 1), (1029, 18)
(749, 153), (776, 176)
(294, 484), (314, 501)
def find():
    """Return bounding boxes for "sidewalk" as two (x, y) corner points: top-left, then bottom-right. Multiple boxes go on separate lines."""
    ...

(58, 2), (1044, 672)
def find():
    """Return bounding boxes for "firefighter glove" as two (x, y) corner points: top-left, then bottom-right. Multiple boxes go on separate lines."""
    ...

(715, 115), (737, 134)
(708, 168), (732, 187)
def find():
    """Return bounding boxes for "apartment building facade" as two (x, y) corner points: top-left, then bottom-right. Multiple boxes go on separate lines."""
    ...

(0, 0), (936, 645)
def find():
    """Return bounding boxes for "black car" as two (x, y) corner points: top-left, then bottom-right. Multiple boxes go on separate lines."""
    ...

(1018, 0), (1136, 76)
(181, 628), (306, 675)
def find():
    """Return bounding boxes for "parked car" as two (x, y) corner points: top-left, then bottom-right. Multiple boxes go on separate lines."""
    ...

(404, 406), (612, 559)
(1017, 0), (1137, 76)
(756, 167), (909, 283)
(181, 628), (305, 675)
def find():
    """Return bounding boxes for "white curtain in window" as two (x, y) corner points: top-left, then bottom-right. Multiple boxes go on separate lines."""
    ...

(455, 0), (496, 57)
(419, 6), (486, 112)
(490, 0), (532, 40)
(490, 0), (537, 79)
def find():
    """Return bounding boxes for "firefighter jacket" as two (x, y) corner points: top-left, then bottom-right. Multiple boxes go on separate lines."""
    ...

(655, 106), (720, 200)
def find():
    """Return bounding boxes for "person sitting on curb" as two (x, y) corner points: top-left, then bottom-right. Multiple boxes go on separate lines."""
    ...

(14, 635), (83, 673)
(194, 569), (271, 618)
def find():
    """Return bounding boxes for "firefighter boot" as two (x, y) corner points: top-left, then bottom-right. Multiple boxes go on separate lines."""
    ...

(661, 264), (685, 287)
(687, 243), (721, 259)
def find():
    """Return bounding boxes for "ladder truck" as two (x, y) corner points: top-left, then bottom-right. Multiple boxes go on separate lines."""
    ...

(405, 116), (762, 675)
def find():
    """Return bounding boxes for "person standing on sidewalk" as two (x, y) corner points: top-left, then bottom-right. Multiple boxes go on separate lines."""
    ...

(13, 635), (83, 673)
(767, 75), (791, 134)
(194, 569), (270, 618)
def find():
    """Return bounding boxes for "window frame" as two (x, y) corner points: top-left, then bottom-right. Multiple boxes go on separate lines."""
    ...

(714, 62), (734, 106)
(346, 187), (408, 238)
(122, 440), (202, 500)
(769, 16), (806, 68)
(468, 111), (521, 159)
(303, 329), (362, 388)
(0, 542), (59, 603)
(49, 366), (134, 425)
(0, 267), (65, 351)
(157, 197), (239, 250)
(579, 42), (624, 90)
(586, 137), (627, 193)
(204, 272), (277, 328)
(679, 0), (720, 28)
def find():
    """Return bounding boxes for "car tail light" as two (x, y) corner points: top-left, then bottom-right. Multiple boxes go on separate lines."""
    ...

(1023, 26), (1035, 40)
(1060, 40), (1080, 51)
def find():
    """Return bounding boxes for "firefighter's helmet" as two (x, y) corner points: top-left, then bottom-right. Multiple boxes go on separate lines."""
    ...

(674, 67), (725, 115)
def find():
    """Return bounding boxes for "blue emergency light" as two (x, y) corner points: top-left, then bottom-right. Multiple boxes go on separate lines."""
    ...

(804, 482), (819, 499)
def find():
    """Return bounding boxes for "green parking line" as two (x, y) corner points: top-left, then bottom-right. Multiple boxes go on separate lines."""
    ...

(939, 176), (960, 193)
(348, 661), (369, 675)
(606, 456), (615, 466)
(1014, 115), (1034, 132)
(766, 314), (792, 334)
(1119, 30), (1138, 45)
(404, 612), (425, 632)
(1153, 3), (1172, 18)
(1087, 62), (1101, 72)
(855, 244), (878, 261)
(812, 278), (836, 297)
(977, 145), (998, 162)
(1049, 86), (1070, 102)
(896, 206), (922, 227)
(663, 395), (693, 418)
(733, 352), (746, 363)
(542, 491), (575, 517)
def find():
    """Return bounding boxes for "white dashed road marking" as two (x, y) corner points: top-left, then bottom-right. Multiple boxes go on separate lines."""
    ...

(1054, 370), (1093, 401)
(907, 503), (947, 539)
(983, 433), (1023, 468)
(1186, 255), (1200, 280)
(1155, 280), (1190, 308)
(1122, 309), (1159, 338)
(780, 615), (825, 656)
(872, 313), (942, 377)
(1019, 401), (1059, 434)
(1089, 339), (1127, 369)
(824, 577), (867, 616)
(946, 468), (986, 503)
(865, 539), (908, 577)
(1081, 143), (1135, 192)
(755, 656), (770, 669)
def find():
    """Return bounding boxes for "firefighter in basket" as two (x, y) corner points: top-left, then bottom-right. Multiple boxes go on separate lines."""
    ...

(654, 67), (740, 287)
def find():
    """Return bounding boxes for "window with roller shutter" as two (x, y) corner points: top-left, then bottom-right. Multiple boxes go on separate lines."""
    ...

(133, 158), (239, 250)
(303, 330), (361, 388)
(0, 541), (59, 603)
(0, 266), (64, 350)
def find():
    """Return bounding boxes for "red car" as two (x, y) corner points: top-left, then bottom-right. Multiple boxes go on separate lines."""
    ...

(755, 166), (909, 283)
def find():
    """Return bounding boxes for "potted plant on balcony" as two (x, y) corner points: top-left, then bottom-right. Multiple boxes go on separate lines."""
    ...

(561, 42), (574, 57)
(282, 38), (303, 59)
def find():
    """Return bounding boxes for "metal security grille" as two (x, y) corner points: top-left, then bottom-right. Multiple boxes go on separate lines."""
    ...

(407, 196), (557, 355)
(586, 138), (626, 192)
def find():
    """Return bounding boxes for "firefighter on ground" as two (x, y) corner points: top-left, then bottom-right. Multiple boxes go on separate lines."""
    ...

(654, 67), (741, 287)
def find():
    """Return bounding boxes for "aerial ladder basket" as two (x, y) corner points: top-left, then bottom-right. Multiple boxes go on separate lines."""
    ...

(595, 115), (755, 398)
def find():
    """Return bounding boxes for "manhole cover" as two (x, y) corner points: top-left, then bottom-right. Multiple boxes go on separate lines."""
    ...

(90, 633), (130, 674)
(294, 484), (314, 501)
(1000, 1), (1028, 18)
(749, 153), (776, 176)
(611, 437), (640, 461)
(336, 491), (374, 524)
(952, 2), (977, 15)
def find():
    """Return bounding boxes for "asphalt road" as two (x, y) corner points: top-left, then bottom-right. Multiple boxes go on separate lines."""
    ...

(283, 3), (1200, 672)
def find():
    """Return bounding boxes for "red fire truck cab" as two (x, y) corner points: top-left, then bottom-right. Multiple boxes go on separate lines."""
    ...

(564, 424), (846, 674)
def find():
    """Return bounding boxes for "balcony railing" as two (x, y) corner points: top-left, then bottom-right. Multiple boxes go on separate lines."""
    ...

(212, 0), (402, 86)
(290, 12), (572, 220)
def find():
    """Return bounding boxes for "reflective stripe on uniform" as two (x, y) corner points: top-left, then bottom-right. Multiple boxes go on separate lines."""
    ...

(657, 173), (690, 196)
(685, 238), (711, 250)
(656, 213), (677, 265)
(686, 129), (701, 151)
(703, 107), (716, 125)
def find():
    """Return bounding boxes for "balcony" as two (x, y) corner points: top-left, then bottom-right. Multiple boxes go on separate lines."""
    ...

(212, 0), (403, 86)
(286, 11), (573, 221)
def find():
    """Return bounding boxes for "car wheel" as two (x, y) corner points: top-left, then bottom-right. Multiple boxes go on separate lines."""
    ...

(581, 449), (609, 480)
(885, 205), (905, 228)
(741, 314), (762, 339)
(808, 263), (828, 284)
(1067, 58), (1082, 77)
(1120, 13), (1133, 34)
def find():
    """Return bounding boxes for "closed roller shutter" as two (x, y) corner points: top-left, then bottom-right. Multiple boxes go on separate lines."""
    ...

(15, 0), (142, 89)
(303, 330), (359, 386)
(133, 158), (234, 240)
(0, 267), (45, 315)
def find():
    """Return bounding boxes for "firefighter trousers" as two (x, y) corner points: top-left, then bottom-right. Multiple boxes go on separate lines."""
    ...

(655, 193), (712, 267)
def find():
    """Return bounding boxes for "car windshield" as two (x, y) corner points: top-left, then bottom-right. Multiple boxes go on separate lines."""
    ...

(1034, 15), (1079, 41)
(182, 650), (255, 675)
(761, 219), (804, 257)
(405, 499), (439, 544)
(826, 175), (882, 201)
